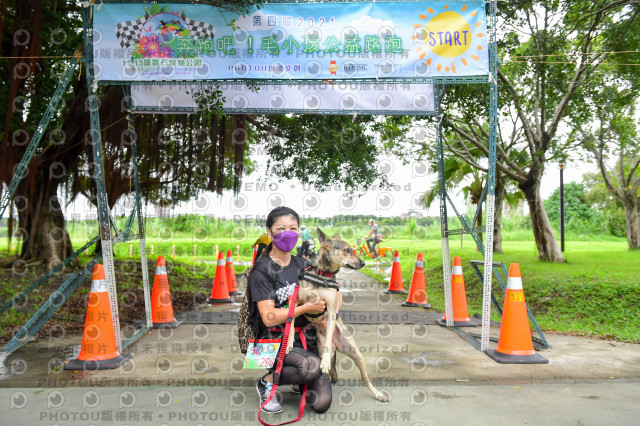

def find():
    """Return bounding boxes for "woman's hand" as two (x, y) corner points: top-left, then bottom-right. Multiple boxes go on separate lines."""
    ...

(311, 292), (341, 327)
(305, 297), (326, 314)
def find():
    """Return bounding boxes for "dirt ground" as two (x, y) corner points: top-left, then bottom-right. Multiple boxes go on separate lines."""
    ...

(0, 254), (211, 345)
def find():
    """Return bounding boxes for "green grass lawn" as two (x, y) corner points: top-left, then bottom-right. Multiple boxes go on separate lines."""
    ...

(104, 235), (640, 342)
(1, 229), (638, 343)
(360, 238), (640, 343)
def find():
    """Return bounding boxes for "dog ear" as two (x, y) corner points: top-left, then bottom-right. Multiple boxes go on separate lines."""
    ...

(317, 228), (328, 243)
(331, 233), (340, 240)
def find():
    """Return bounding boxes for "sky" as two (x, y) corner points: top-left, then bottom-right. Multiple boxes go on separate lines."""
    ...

(69, 151), (595, 223)
(173, 156), (593, 219)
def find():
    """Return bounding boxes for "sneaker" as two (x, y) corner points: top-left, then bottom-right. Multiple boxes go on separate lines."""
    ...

(291, 384), (301, 394)
(256, 376), (283, 413)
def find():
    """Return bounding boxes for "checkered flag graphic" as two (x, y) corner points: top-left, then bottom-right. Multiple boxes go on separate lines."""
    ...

(275, 283), (295, 305)
(181, 10), (216, 39)
(115, 11), (150, 49)
(114, 8), (215, 49)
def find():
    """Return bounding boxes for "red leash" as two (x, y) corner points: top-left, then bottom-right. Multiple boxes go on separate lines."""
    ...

(258, 284), (307, 426)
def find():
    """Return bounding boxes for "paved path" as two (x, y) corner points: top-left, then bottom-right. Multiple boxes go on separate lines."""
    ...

(3, 381), (639, 425)
(1, 269), (639, 425)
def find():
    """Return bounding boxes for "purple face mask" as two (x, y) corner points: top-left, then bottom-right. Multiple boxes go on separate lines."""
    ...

(272, 230), (299, 252)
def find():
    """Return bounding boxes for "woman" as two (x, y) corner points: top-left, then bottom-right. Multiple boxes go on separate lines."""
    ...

(248, 206), (333, 414)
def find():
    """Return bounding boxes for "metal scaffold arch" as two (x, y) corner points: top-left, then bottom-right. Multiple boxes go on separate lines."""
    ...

(2, 0), (546, 358)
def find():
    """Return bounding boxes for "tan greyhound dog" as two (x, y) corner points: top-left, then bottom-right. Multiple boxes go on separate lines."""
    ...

(284, 228), (389, 402)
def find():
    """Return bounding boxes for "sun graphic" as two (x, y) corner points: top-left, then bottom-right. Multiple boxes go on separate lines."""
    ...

(412, 4), (487, 74)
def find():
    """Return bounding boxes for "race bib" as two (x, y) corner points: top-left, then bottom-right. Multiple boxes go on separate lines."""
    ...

(244, 339), (281, 369)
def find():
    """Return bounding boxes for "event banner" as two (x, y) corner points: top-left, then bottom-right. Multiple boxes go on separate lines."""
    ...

(129, 82), (437, 115)
(93, 1), (489, 82)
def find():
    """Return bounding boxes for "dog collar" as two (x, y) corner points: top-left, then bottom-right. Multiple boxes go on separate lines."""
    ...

(315, 269), (335, 278)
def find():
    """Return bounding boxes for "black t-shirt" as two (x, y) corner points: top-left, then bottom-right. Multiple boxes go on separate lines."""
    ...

(248, 255), (314, 346)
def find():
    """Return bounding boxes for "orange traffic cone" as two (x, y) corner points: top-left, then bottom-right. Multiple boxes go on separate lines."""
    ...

(252, 245), (258, 265)
(402, 253), (431, 308)
(385, 251), (407, 294)
(151, 256), (182, 328)
(486, 264), (548, 364)
(65, 264), (131, 370)
(209, 251), (231, 303)
(352, 244), (357, 256)
(225, 250), (240, 295)
(436, 256), (476, 327)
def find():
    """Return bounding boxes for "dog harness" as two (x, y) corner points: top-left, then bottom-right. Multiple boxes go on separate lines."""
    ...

(298, 266), (340, 319)
(298, 265), (340, 290)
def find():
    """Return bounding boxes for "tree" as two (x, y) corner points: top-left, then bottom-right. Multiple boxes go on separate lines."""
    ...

(247, 114), (408, 193)
(419, 150), (522, 253)
(1, 0), (395, 267)
(583, 172), (627, 237)
(544, 182), (591, 224)
(434, 1), (637, 262)
(420, 156), (485, 245)
(1, 1), (257, 266)
(1, 0), (86, 267)
(582, 103), (640, 247)
(543, 181), (611, 234)
(574, 1), (640, 248)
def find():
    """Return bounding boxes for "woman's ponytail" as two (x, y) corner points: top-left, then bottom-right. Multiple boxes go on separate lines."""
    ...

(261, 242), (273, 258)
